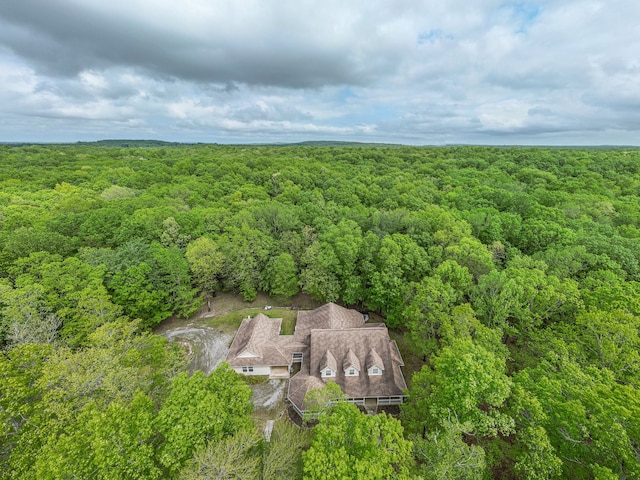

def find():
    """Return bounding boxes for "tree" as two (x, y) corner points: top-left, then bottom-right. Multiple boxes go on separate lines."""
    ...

(110, 262), (170, 327)
(300, 241), (341, 302)
(513, 348), (640, 479)
(302, 382), (347, 423)
(403, 338), (513, 438)
(185, 236), (224, 294)
(179, 429), (262, 480)
(32, 392), (160, 480)
(571, 309), (640, 384)
(444, 236), (494, 280)
(156, 364), (253, 476)
(262, 420), (311, 480)
(411, 418), (486, 480)
(1, 320), (183, 479)
(366, 234), (428, 326)
(150, 243), (199, 318)
(160, 216), (191, 249)
(218, 224), (273, 301)
(302, 402), (413, 480)
(0, 343), (51, 465)
(261, 253), (299, 298)
(402, 276), (456, 357)
(0, 284), (60, 347)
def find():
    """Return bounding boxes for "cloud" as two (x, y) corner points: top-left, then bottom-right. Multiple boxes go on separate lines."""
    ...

(0, 0), (639, 143)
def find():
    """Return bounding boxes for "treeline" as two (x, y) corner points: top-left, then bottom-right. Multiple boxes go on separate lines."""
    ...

(1, 144), (639, 478)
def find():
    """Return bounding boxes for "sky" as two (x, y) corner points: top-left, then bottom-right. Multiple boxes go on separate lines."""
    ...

(0, 0), (639, 145)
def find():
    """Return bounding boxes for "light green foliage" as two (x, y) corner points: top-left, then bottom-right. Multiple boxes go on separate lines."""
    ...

(471, 269), (520, 330)
(513, 350), (640, 479)
(150, 243), (199, 318)
(513, 425), (562, 480)
(110, 262), (170, 326)
(302, 381), (347, 422)
(0, 283), (60, 347)
(439, 304), (506, 357)
(261, 252), (299, 298)
(402, 275), (457, 356)
(0, 343), (51, 458)
(101, 184), (137, 200)
(160, 216), (191, 248)
(3, 145), (640, 476)
(262, 420), (311, 480)
(218, 224), (273, 301)
(179, 429), (263, 480)
(412, 419), (486, 480)
(403, 338), (513, 438)
(1, 320), (183, 479)
(300, 241), (341, 302)
(156, 364), (253, 476)
(303, 402), (413, 480)
(366, 233), (429, 326)
(473, 259), (581, 334)
(444, 236), (494, 280)
(2, 252), (115, 346)
(301, 220), (365, 303)
(185, 236), (224, 293)
(572, 309), (640, 384)
(33, 392), (160, 480)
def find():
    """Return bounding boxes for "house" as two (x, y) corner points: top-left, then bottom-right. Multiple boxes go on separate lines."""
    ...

(287, 304), (408, 416)
(225, 303), (408, 416)
(225, 313), (305, 378)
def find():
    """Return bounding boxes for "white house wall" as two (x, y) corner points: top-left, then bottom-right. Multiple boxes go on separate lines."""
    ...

(232, 365), (272, 376)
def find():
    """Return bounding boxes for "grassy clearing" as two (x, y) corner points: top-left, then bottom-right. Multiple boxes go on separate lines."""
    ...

(203, 308), (298, 335)
(198, 291), (322, 319)
(279, 312), (297, 335)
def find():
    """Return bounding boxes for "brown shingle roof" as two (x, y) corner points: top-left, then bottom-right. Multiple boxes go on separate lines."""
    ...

(288, 323), (408, 413)
(366, 348), (384, 371)
(320, 350), (337, 371)
(294, 302), (365, 343)
(343, 349), (360, 371)
(226, 314), (305, 367)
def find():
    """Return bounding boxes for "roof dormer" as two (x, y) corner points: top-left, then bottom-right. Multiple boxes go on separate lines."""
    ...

(366, 348), (384, 376)
(343, 349), (361, 376)
(320, 350), (337, 378)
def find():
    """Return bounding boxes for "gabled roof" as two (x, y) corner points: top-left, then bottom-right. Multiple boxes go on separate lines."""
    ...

(366, 348), (384, 371)
(320, 350), (337, 372)
(226, 314), (305, 367)
(288, 321), (408, 413)
(294, 302), (365, 343)
(343, 349), (360, 371)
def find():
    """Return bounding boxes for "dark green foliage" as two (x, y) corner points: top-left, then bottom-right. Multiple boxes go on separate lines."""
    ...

(2, 144), (640, 478)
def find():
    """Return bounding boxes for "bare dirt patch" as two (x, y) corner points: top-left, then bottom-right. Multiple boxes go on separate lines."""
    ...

(156, 322), (233, 375)
(250, 379), (288, 415)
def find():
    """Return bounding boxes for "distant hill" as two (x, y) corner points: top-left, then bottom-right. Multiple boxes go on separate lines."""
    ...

(78, 139), (191, 147)
(279, 140), (404, 147)
(2, 139), (637, 149)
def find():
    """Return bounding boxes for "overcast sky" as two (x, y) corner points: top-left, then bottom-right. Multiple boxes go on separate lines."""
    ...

(1, 0), (639, 145)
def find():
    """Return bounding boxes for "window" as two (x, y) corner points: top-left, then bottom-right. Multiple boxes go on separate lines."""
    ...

(322, 368), (335, 377)
(242, 366), (254, 373)
(372, 367), (379, 374)
(349, 368), (356, 375)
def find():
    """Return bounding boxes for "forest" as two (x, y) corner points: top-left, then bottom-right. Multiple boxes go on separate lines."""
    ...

(1, 143), (639, 479)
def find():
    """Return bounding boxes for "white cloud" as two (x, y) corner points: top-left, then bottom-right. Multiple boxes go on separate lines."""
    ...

(0, 0), (639, 143)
